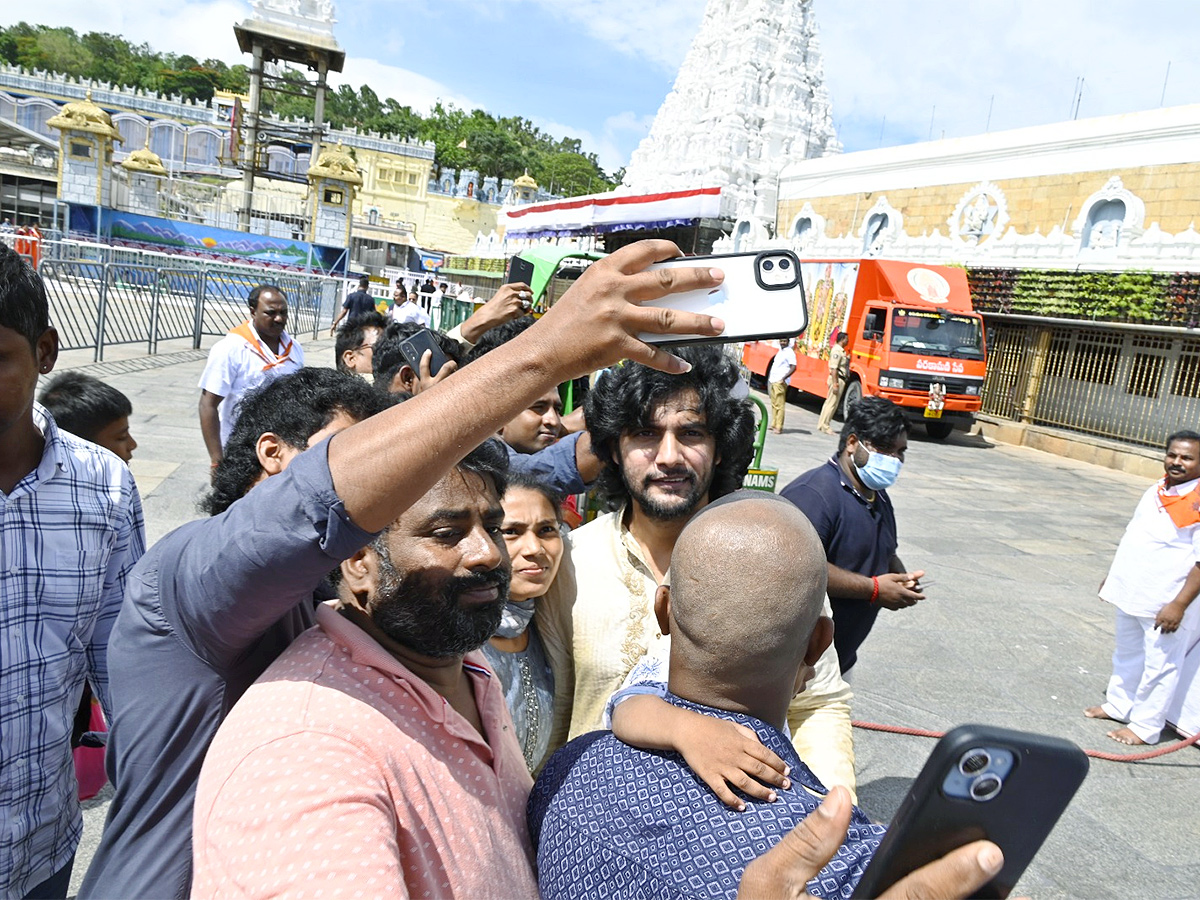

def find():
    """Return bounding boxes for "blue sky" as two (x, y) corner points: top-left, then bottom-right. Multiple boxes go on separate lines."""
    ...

(3, 1), (1198, 176)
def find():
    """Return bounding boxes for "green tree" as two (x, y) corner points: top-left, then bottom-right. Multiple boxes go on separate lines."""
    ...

(535, 150), (615, 196)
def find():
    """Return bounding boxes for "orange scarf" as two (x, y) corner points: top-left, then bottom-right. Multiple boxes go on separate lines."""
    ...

(229, 320), (294, 372)
(1158, 478), (1200, 529)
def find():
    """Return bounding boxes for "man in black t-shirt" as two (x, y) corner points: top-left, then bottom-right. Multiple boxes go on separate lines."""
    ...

(780, 396), (926, 676)
(330, 276), (377, 334)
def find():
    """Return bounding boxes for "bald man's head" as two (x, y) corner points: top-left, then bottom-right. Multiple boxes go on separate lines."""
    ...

(665, 491), (828, 697)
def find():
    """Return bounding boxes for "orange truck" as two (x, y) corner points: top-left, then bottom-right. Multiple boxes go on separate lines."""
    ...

(742, 259), (987, 440)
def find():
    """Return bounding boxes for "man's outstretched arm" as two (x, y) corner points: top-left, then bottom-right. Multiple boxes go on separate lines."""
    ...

(329, 241), (725, 532)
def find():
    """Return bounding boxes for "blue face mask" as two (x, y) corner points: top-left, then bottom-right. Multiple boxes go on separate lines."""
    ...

(855, 448), (903, 490)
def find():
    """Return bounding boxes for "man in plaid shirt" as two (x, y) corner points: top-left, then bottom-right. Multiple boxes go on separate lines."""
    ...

(0, 243), (145, 898)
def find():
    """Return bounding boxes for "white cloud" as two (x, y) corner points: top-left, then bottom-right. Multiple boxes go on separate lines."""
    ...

(446, 0), (703, 73)
(816, 0), (1200, 151)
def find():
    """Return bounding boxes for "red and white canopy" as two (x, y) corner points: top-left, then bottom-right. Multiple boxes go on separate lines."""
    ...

(502, 186), (723, 238)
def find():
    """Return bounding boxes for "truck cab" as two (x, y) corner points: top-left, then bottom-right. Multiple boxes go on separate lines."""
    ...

(744, 259), (987, 440)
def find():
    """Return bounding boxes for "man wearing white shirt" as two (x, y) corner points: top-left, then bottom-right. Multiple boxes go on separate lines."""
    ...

(198, 285), (304, 466)
(388, 282), (431, 328)
(1086, 430), (1200, 744)
(767, 338), (797, 434)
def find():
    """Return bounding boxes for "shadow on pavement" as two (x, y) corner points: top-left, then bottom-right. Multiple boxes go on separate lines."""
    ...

(855, 775), (915, 823)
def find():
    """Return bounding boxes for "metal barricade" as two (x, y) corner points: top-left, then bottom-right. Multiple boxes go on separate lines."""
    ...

(31, 237), (337, 361)
(981, 314), (1200, 449)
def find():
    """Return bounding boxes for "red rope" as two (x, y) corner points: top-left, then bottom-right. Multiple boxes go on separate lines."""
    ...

(851, 719), (1200, 762)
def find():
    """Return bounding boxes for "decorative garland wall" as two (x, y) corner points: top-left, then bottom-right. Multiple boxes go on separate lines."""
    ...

(967, 268), (1200, 328)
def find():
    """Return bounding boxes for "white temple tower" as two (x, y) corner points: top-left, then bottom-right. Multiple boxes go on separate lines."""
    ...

(622, 0), (839, 223)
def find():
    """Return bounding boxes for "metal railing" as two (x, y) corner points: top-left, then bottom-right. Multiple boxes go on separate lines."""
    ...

(5, 235), (340, 361)
(981, 314), (1200, 448)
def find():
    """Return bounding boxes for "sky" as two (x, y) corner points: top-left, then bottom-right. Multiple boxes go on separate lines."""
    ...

(2, 1), (1198, 176)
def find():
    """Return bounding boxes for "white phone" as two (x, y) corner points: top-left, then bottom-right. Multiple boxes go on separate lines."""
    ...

(639, 250), (808, 345)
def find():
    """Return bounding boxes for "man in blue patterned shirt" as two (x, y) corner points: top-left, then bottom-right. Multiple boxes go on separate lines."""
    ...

(0, 243), (145, 898)
(530, 492), (885, 900)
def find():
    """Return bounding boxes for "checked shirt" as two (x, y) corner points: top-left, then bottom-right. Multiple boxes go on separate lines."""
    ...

(0, 406), (145, 896)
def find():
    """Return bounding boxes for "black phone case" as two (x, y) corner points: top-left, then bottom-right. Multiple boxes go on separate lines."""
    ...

(399, 329), (450, 378)
(851, 724), (1088, 899)
(506, 256), (536, 286)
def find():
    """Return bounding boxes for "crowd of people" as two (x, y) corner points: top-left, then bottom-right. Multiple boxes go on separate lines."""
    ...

(13, 233), (1195, 899)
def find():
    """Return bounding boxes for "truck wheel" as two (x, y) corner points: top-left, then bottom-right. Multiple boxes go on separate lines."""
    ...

(925, 420), (954, 440)
(839, 380), (862, 420)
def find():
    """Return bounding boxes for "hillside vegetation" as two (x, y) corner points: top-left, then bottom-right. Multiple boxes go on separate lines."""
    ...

(0, 22), (617, 196)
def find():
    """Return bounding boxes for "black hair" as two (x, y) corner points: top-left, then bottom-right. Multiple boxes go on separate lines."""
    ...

(372, 320), (463, 392)
(837, 395), (909, 454)
(358, 275), (370, 287)
(335, 311), (388, 374)
(0, 241), (50, 349)
(247, 284), (286, 311)
(1166, 430), (1200, 451)
(584, 345), (755, 509)
(38, 372), (132, 440)
(460, 437), (510, 499)
(465, 315), (535, 364)
(502, 469), (565, 523)
(202, 368), (391, 516)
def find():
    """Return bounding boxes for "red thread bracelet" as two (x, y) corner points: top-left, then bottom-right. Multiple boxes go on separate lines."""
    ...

(870, 576), (880, 604)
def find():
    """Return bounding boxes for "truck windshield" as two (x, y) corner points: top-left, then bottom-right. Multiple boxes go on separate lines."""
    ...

(890, 309), (984, 359)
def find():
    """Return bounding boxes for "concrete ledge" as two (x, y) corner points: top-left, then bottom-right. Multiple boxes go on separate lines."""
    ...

(974, 415), (1163, 479)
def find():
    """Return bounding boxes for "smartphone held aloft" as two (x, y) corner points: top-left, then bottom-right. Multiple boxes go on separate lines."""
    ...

(639, 250), (809, 346)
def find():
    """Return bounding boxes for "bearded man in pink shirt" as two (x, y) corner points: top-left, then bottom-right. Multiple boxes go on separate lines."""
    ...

(191, 440), (536, 899)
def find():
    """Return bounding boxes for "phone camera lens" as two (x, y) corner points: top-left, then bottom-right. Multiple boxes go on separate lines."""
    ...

(762, 259), (775, 271)
(970, 775), (1002, 801)
(779, 258), (791, 270)
(959, 750), (990, 775)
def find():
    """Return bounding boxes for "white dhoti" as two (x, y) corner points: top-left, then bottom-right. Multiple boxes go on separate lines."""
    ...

(1102, 607), (1200, 742)
(1166, 627), (1200, 739)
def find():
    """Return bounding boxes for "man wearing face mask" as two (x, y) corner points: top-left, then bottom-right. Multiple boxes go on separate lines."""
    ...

(781, 396), (925, 676)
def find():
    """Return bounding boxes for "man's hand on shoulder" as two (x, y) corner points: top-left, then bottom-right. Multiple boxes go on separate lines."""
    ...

(735, 787), (1004, 900)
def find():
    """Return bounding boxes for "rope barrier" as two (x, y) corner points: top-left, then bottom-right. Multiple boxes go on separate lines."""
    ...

(851, 719), (1200, 762)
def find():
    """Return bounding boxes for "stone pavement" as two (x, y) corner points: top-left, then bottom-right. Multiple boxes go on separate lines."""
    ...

(47, 347), (1199, 899)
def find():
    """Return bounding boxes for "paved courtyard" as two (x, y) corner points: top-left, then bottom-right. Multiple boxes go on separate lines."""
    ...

(51, 343), (1200, 899)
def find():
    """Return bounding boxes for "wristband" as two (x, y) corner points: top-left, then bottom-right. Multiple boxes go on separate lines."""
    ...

(869, 576), (880, 604)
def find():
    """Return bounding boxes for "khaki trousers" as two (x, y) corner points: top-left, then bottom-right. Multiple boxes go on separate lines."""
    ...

(817, 377), (844, 432)
(769, 380), (788, 430)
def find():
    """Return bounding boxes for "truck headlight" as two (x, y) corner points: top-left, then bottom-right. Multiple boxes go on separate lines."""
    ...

(880, 376), (904, 389)
(965, 384), (981, 395)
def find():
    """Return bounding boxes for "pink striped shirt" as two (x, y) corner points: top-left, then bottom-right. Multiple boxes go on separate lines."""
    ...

(192, 603), (537, 899)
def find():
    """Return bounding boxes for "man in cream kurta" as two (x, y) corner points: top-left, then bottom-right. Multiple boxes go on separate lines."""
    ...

(539, 507), (856, 796)
(537, 347), (857, 796)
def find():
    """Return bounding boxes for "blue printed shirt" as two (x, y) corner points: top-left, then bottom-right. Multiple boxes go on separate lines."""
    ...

(529, 694), (886, 900)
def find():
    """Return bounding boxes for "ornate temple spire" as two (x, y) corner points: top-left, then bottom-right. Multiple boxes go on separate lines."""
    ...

(622, 0), (839, 220)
